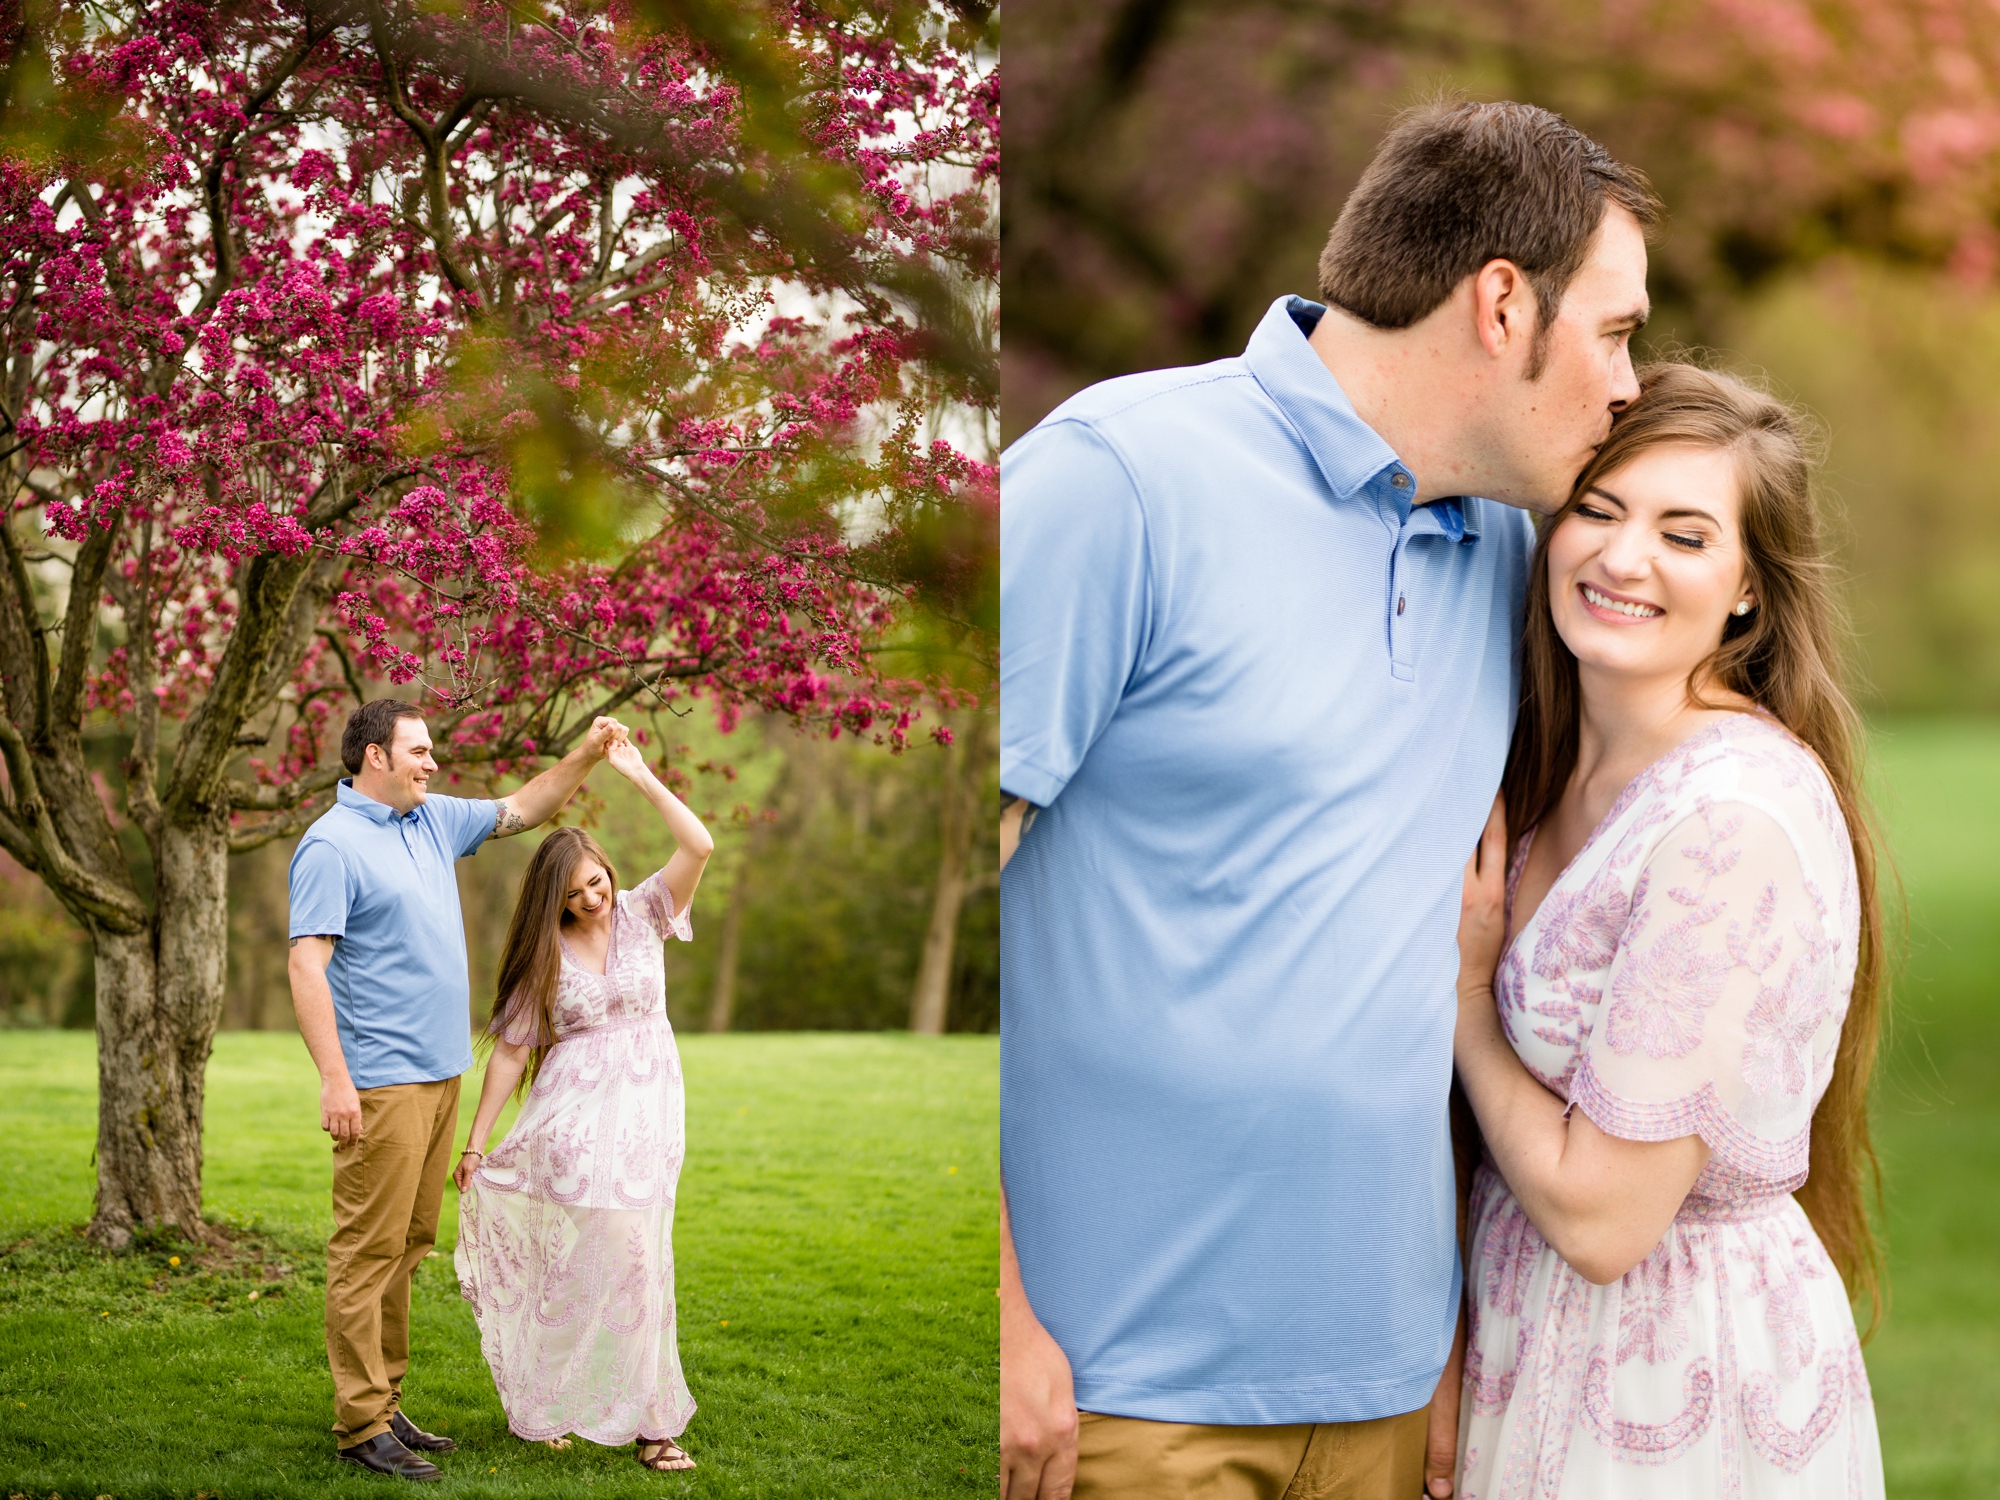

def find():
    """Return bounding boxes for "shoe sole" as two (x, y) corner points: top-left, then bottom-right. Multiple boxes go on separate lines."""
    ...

(334, 1453), (443, 1482)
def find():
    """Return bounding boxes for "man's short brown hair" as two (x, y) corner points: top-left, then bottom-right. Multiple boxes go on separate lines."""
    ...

(341, 699), (426, 776)
(1317, 101), (1663, 374)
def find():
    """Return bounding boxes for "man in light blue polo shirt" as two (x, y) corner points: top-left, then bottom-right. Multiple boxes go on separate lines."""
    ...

(999, 103), (1662, 1500)
(288, 698), (623, 1479)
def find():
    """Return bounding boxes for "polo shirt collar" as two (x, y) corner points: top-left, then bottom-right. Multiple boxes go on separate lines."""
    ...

(1244, 295), (1409, 502)
(337, 778), (418, 825)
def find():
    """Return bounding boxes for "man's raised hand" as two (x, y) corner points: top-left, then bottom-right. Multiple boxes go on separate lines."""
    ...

(582, 715), (626, 759)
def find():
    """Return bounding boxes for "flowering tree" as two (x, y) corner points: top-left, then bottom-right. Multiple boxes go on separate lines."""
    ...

(1006, 0), (2000, 432)
(0, 0), (996, 1248)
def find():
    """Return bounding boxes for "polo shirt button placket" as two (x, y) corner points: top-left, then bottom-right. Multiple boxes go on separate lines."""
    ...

(1386, 466), (1418, 680)
(1389, 564), (1415, 680)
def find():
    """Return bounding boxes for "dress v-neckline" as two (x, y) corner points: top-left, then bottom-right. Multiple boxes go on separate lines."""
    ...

(1502, 711), (1758, 966)
(560, 920), (615, 979)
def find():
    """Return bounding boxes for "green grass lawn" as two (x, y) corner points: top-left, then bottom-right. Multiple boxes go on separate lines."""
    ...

(1865, 721), (2000, 1499)
(2, 722), (1998, 1498)
(0, 1032), (998, 1500)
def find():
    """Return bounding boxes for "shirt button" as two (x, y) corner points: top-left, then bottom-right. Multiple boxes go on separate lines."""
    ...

(1397, 595), (1407, 615)
(1390, 471), (1410, 488)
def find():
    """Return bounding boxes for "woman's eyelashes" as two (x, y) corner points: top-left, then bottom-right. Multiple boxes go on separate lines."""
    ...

(1574, 503), (1709, 551)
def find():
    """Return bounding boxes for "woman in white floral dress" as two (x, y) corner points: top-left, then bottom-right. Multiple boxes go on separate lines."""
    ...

(1450, 363), (1887, 1500)
(453, 731), (712, 1473)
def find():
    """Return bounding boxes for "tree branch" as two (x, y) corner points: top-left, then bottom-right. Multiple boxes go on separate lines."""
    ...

(0, 710), (148, 930)
(315, 625), (368, 705)
(369, 4), (479, 300)
(65, 183), (134, 312)
(441, 89), (490, 149)
(191, 5), (350, 324)
(573, 234), (673, 302)
(124, 516), (164, 838)
(0, 505), (54, 739)
(49, 512), (120, 735)
(0, 797), (40, 875)
(228, 799), (330, 853)
(161, 469), (372, 821)
(226, 762), (344, 811)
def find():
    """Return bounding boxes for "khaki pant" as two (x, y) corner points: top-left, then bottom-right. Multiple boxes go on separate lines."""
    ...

(326, 1077), (461, 1448)
(1075, 1406), (1428, 1500)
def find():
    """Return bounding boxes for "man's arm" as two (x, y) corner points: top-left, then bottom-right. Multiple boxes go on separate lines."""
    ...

(1001, 798), (1026, 870)
(1000, 1186), (1078, 1500)
(1425, 1309), (1467, 1498)
(491, 715), (622, 837)
(288, 936), (361, 1145)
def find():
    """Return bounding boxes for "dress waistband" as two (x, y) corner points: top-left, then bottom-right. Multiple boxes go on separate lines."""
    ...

(552, 1010), (668, 1044)
(1674, 1192), (1794, 1226)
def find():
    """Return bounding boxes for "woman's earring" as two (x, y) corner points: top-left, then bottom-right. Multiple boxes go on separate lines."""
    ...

(1733, 600), (1754, 617)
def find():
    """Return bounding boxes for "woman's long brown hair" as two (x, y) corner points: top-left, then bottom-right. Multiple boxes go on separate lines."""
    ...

(1500, 360), (1888, 1329)
(483, 827), (619, 1095)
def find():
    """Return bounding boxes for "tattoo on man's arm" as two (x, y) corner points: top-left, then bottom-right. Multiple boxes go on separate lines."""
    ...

(494, 801), (529, 838)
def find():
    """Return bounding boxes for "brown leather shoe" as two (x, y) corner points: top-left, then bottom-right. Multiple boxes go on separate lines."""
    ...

(391, 1411), (458, 1453)
(336, 1430), (443, 1481)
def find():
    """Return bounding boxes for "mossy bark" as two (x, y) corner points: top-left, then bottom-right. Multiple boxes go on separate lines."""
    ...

(87, 819), (230, 1249)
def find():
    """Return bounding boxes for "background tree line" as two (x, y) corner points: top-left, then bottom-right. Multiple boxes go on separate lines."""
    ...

(0, 704), (999, 1036)
(0, 0), (994, 1245)
(1006, 0), (2000, 712)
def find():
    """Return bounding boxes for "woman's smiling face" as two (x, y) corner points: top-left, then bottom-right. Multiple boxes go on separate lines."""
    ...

(563, 859), (614, 923)
(1547, 442), (1756, 686)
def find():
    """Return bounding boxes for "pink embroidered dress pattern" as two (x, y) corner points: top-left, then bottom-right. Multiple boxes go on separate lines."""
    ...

(1459, 714), (1883, 1500)
(455, 869), (696, 1445)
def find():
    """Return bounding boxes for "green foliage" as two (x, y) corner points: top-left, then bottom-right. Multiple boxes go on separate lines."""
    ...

(1005, 2), (2000, 712)
(649, 719), (999, 1034)
(0, 858), (86, 1028)
(208, 707), (999, 1036)
(1721, 262), (2000, 711)
(0, 1030), (999, 1498)
(1856, 719), (2000, 1498)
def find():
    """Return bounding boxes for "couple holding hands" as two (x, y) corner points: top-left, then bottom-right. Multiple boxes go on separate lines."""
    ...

(286, 700), (712, 1480)
(1000, 102), (1885, 1500)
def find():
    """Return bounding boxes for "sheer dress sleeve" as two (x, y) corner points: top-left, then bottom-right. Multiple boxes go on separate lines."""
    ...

(624, 867), (693, 943)
(1570, 797), (1855, 1194)
(489, 990), (551, 1048)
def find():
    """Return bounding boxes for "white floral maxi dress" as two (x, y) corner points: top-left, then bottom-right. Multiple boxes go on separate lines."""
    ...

(454, 870), (697, 1445)
(1459, 713), (1884, 1500)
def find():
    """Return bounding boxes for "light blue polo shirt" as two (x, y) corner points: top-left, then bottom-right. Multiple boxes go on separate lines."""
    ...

(287, 780), (496, 1089)
(1000, 295), (1535, 1425)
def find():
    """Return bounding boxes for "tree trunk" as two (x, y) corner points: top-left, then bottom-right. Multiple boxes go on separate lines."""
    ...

(706, 856), (752, 1034)
(88, 818), (230, 1249)
(909, 713), (990, 1036)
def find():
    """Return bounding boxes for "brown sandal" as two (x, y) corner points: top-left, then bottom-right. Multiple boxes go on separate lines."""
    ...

(636, 1438), (696, 1471)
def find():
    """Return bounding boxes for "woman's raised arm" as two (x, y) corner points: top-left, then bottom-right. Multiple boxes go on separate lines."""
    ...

(604, 734), (715, 919)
